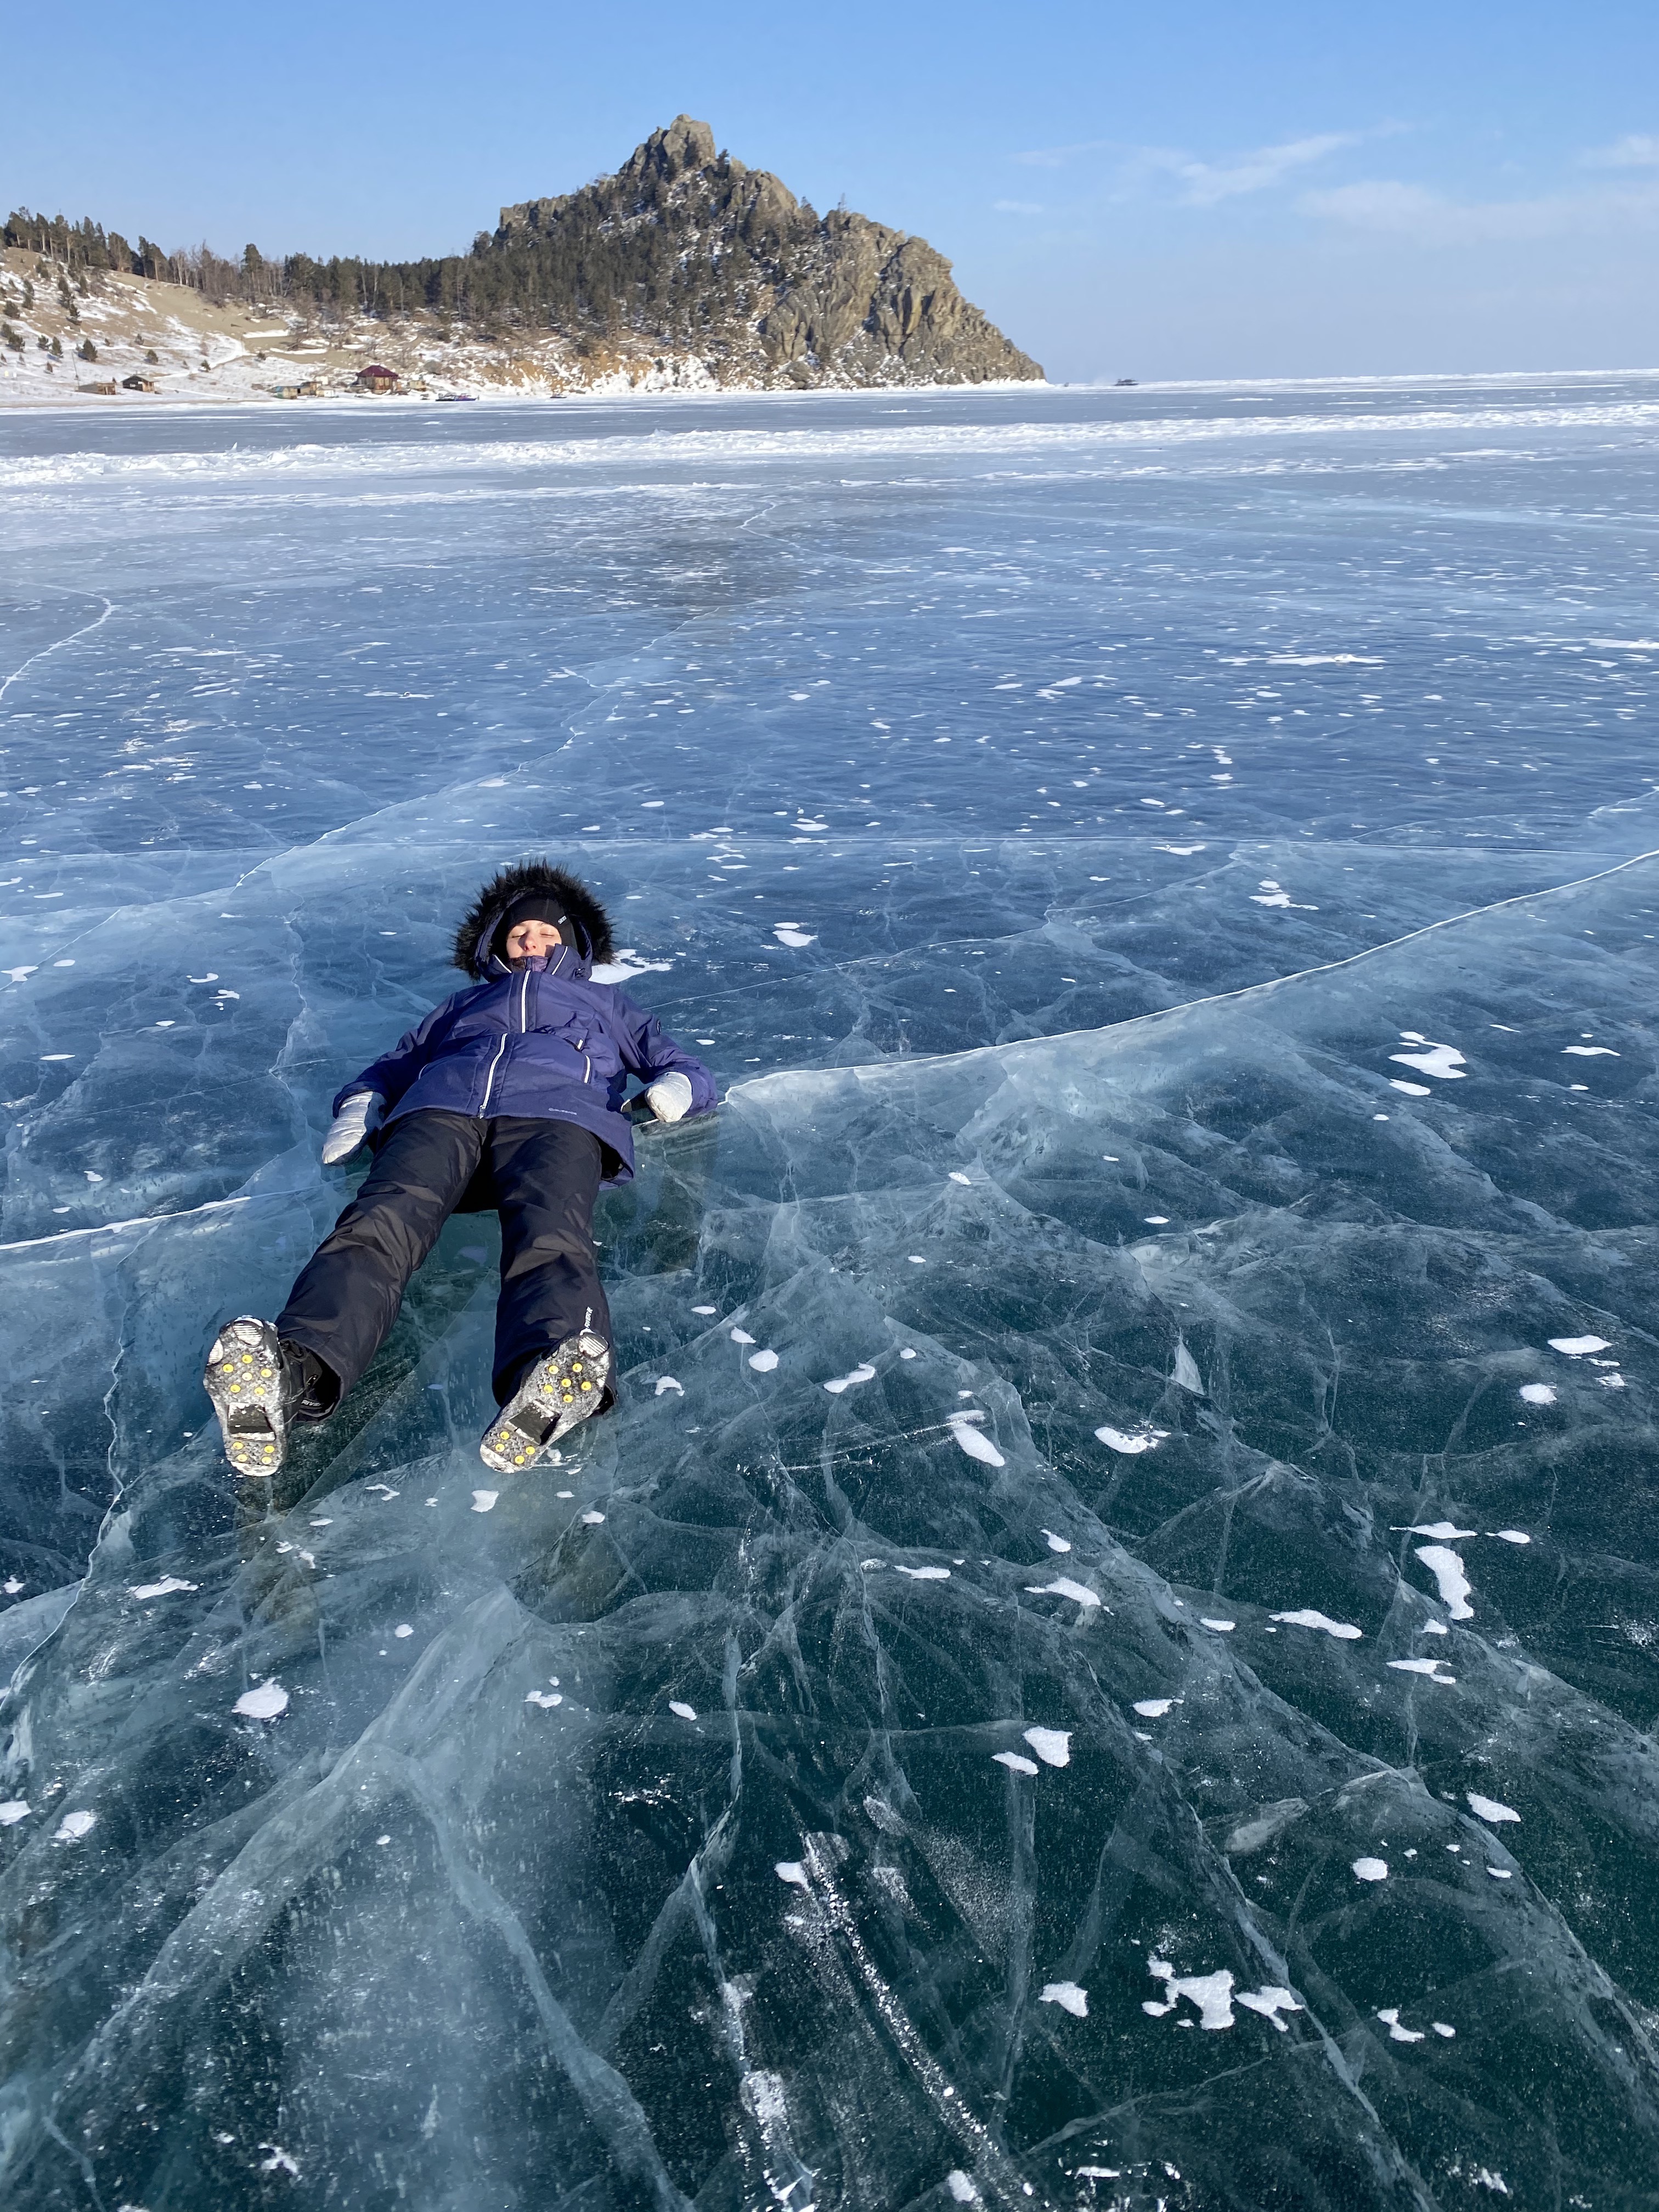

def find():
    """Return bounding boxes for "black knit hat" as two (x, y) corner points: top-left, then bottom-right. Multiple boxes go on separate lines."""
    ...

(492, 892), (568, 962)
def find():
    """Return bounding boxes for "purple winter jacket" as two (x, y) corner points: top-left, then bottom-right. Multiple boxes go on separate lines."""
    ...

(336, 941), (715, 1184)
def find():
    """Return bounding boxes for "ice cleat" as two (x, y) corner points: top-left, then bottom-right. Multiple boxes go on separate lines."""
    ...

(481, 1330), (611, 1474)
(204, 1318), (292, 1478)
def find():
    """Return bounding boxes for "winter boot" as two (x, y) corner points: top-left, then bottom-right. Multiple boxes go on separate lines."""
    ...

(480, 1330), (611, 1474)
(204, 1321), (334, 1477)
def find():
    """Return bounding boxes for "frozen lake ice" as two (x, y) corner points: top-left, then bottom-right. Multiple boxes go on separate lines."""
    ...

(2, 376), (1657, 2207)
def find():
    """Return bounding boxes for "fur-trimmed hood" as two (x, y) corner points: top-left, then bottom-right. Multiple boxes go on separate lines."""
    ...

(453, 861), (614, 978)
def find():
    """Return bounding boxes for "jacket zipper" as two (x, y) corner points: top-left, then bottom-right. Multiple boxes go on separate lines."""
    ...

(479, 967), (529, 1116)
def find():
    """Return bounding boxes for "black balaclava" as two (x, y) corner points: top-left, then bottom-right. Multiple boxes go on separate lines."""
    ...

(491, 893), (571, 966)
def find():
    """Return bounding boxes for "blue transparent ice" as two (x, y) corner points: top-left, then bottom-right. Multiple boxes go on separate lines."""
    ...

(2, 379), (1657, 2208)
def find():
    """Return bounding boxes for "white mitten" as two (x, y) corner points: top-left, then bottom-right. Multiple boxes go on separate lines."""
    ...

(321, 1090), (384, 1164)
(644, 1072), (694, 1124)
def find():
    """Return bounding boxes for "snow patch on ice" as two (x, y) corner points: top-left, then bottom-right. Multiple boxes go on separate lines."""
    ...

(1023, 1726), (1071, 1767)
(1414, 1544), (1474, 1620)
(1028, 1578), (1101, 1609)
(947, 1413), (1004, 1465)
(1095, 1424), (1167, 1454)
(1271, 1609), (1362, 1639)
(1040, 1980), (1088, 2017)
(1468, 1792), (1521, 1823)
(822, 1363), (876, 1394)
(234, 1681), (289, 1720)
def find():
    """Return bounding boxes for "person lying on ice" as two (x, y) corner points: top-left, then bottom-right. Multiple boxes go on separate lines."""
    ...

(202, 861), (715, 1481)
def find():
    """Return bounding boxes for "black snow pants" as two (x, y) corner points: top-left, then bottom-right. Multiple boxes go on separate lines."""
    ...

(276, 1109), (612, 1413)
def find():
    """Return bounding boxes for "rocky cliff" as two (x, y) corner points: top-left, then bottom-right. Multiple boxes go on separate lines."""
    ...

(496, 117), (1040, 388)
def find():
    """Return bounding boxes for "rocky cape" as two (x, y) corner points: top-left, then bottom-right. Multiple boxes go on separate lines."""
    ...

(0, 119), (1040, 406)
(495, 116), (1040, 390)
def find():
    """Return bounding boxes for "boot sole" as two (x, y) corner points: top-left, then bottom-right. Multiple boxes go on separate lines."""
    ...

(480, 1330), (611, 1474)
(204, 1318), (289, 1477)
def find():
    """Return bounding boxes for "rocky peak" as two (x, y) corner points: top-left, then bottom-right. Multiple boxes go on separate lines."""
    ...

(494, 119), (1040, 388)
(622, 115), (719, 184)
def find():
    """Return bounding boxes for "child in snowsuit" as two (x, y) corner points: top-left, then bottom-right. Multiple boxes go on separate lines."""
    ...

(204, 862), (715, 1479)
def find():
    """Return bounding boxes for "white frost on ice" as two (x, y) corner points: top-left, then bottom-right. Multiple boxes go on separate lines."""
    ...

(1398, 1522), (1474, 1540)
(1172, 1341), (1203, 1393)
(0, 1801), (31, 1825)
(1562, 1045), (1617, 1056)
(1352, 1857), (1389, 1881)
(1388, 1658), (1457, 1682)
(525, 1690), (563, 1708)
(1390, 1079), (1432, 1097)
(1041, 1528), (1072, 1552)
(1519, 1383), (1556, 1406)
(654, 1375), (684, 1395)
(669, 1700), (697, 1719)
(1549, 1335), (1610, 1355)
(1488, 1530), (1531, 1544)
(895, 1565), (951, 1581)
(1094, 1424), (1167, 1454)
(946, 2175), (979, 2205)
(54, 1810), (96, 1841)
(775, 1860), (809, 1888)
(1200, 1617), (1236, 1632)
(129, 1576), (197, 1600)
(993, 1752), (1040, 1775)
(1133, 1698), (1176, 1718)
(471, 1489), (498, 1513)
(1376, 2008), (1425, 2043)
(747, 1348), (779, 1372)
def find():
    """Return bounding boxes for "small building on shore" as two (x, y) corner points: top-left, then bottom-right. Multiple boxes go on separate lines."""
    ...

(121, 373), (156, 392)
(354, 363), (400, 394)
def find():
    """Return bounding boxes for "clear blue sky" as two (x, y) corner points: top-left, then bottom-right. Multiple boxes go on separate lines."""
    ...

(10, 1), (1657, 380)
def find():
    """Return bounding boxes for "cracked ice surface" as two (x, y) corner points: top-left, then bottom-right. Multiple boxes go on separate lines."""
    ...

(3, 382), (1659, 2208)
